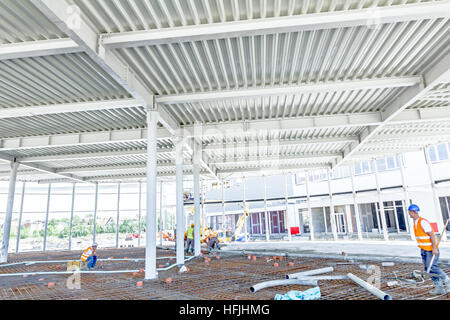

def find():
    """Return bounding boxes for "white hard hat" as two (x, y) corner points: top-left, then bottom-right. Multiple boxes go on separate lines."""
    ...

(92, 242), (98, 247)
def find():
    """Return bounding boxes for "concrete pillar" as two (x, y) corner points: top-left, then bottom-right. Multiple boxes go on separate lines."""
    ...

(373, 160), (389, 241)
(15, 182), (26, 253)
(304, 171), (314, 240)
(68, 183), (76, 251)
(115, 182), (121, 248)
(93, 183), (98, 243)
(350, 168), (363, 240)
(138, 182), (142, 247)
(193, 137), (201, 256)
(0, 161), (19, 263)
(43, 183), (52, 252)
(327, 169), (338, 240)
(263, 175), (270, 241)
(175, 133), (185, 266)
(145, 107), (158, 279)
(424, 148), (446, 241)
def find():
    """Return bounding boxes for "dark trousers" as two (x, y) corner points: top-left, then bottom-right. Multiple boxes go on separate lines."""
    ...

(185, 238), (194, 253)
(208, 237), (220, 250)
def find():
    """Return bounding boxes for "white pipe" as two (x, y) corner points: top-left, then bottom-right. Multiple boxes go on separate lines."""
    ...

(295, 275), (348, 281)
(286, 267), (334, 279)
(250, 279), (318, 293)
(347, 273), (392, 300)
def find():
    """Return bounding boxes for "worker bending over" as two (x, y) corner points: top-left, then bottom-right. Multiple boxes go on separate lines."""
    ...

(81, 242), (98, 270)
(208, 227), (220, 251)
(409, 204), (450, 295)
(185, 223), (195, 255)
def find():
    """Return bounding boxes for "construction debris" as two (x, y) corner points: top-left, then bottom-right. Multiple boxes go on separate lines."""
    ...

(274, 287), (321, 300)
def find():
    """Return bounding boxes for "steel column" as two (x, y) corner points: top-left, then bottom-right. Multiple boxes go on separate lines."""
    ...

(221, 178), (226, 243)
(175, 133), (185, 266)
(424, 148), (446, 241)
(15, 182), (26, 253)
(145, 107), (158, 279)
(304, 172), (314, 240)
(350, 166), (363, 240)
(68, 183), (76, 251)
(193, 138), (201, 256)
(0, 162), (19, 263)
(243, 176), (248, 242)
(373, 160), (389, 241)
(327, 169), (338, 240)
(159, 180), (163, 247)
(116, 183), (121, 248)
(42, 183), (52, 252)
(263, 176), (270, 241)
(398, 155), (415, 241)
(93, 183), (98, 243)
(138, 182), (142, 247)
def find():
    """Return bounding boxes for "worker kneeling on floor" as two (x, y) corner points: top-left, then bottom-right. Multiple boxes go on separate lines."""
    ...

(185, 224), (195, 255)
(409, 204), (450, 295)
(81, 242), (98, 270)
(208, 227), (220, 251)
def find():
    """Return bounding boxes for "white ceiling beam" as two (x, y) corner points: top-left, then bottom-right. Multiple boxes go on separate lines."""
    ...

(335, 51), (450, 168)
(0, 128), (171, 151)
(0, 38), (82, 60)
(55, 161), (193, 174)
(202, 137), (358, 152)
(30, 0), (179, 135)
(157, 77), (420, 104)
(218, 163), (331, 176)
(101, 1), (450, 48)
(210, 152), (341, 165)
(15, 148), (176, 163)
(0, 99), (142, 119)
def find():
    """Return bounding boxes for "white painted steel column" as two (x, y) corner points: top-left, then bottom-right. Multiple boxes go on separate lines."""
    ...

(0, 162), (19, 263)
(115, 183), (121, 248)
(350, 167), (363, 240)
(243, 176), (248, 242)
(15, 182), (26, 253)
(323, 207), (328, 234)
(138, 182), (142, 247)
(145, 107), (158, 279)
(43, 183), (52, 252)
(193, 136), (201, 256)
(304, 171), (314, 240)
(221, 178), (226, 243)
(159, 180), (163, 247)
(68, 183), (76, 251)
(398, 155), (414, 241)
(327, 169), (338, 240)
(93, 183), (98, 243)
(424, 148), (446, 241)
(175, 133), (185, 266)
(263, 175), (270, 241)
(373, 160), (389, 241)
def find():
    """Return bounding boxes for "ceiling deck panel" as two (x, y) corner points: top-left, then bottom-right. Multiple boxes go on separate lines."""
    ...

(0, 0), (67, 44)
(0, 107), (147, 138)
(0, 53), (131, 109)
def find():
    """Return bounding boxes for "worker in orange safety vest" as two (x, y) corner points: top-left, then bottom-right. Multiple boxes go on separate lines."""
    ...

(81, 242), (98, 270)
(409, 204), (449, 295)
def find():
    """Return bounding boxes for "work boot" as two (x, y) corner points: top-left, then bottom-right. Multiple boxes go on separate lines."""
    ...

(429, 283), (445, 295)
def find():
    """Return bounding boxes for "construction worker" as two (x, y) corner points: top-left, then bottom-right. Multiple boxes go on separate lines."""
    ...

(408, 204), (450, 295)
(81, 242), (98, 270)
(185, 223), (195, 255)
(208, 227), (220, 251)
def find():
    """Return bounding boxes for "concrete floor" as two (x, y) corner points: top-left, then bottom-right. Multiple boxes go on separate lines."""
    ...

(222, 240), (450, 264)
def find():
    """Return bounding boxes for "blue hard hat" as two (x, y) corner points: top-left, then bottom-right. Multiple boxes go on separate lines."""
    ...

(408, 204), (420, 212)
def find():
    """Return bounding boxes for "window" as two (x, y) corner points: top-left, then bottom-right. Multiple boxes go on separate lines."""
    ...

(437, 143), (449, 161)
(376, 158), (386, 172)
(387, 157), (395, 169)
(429, 146), (438, 162)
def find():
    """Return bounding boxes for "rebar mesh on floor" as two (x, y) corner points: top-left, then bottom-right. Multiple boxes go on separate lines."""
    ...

(0, 248), (448, 300)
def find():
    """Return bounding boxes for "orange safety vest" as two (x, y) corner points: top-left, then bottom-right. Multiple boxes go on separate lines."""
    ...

(413, 218), (434, 251)
(81, 246), (93, 262)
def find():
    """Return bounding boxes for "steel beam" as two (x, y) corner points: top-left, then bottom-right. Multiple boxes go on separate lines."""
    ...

(101, 1), (450, 48)
(0, 38), (81, 60)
